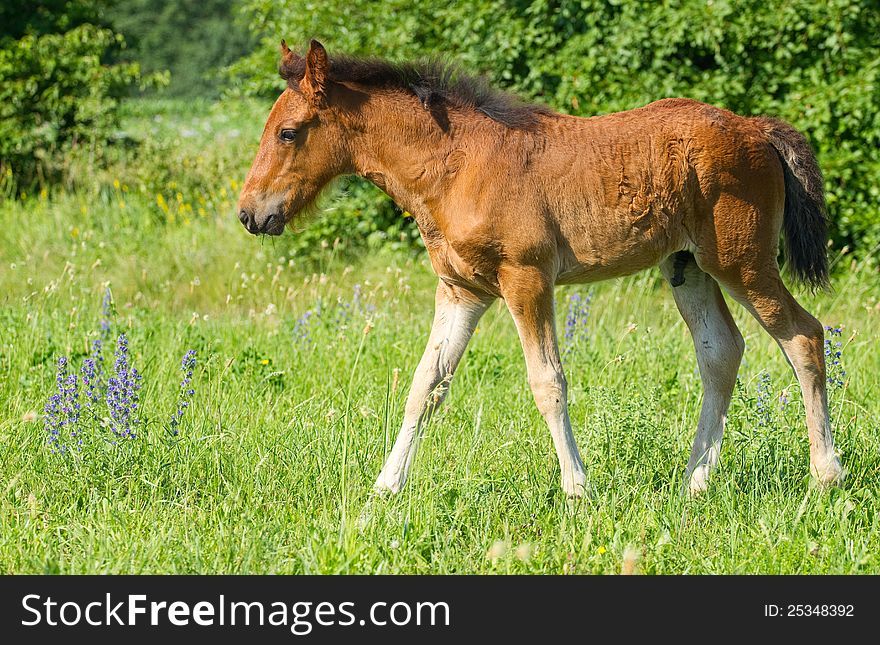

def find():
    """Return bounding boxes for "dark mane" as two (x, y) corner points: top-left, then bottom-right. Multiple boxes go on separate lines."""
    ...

(280, 52), (552, 130)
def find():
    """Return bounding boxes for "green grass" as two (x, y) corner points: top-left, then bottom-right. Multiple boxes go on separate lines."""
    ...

(1, 101), (879, 574)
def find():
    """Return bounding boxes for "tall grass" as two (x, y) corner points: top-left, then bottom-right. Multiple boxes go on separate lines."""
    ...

(0, 100), (878, 574)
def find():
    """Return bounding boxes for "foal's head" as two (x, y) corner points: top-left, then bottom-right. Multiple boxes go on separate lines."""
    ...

(237, 40), (350, 236)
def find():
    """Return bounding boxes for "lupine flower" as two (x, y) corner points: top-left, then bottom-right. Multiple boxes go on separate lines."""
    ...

(106, 334), (142, 440)
(564, 292), (592, 351)
(169, 350), (197, 435)
(779, 388), (790, 412)
(755, 371), (772, 427)
(100, 288), (113, 337)
(44, 357), (80, 453)
(293, 308), (316, 343)
(824, 325), (846, 388)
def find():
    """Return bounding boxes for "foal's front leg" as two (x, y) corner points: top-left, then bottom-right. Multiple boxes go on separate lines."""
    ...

(374, 280), (493, 494)
(502, 268), (588, 496)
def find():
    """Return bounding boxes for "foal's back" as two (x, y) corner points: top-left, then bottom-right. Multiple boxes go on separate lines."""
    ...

(485, 97), (784, 285)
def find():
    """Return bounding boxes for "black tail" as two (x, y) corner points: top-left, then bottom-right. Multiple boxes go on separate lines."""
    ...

(753, 117), (830, 290)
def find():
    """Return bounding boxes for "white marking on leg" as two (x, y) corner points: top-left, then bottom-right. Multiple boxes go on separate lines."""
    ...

(373, 282), (491, 494)
(505, 280), (587, 497)
(778, 335), (844, 486)
(526, 365), (587, 496)
(662, 257), (743, 496)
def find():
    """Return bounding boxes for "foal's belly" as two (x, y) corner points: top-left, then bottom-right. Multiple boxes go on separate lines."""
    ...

(555, 244), (673, 284)
(555, 225), (683, 285)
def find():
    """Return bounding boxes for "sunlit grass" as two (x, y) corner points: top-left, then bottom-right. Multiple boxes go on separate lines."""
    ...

(0, 100), (878, 574)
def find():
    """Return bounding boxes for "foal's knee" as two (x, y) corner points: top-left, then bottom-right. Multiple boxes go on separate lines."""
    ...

(529, 372), (567, 418)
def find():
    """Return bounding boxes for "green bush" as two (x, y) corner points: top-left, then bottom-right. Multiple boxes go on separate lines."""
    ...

(281, 178), (422, 260)
(48, 96), (416, 265)
(229, 0), (880, 258)
(0, 23), (147, 191)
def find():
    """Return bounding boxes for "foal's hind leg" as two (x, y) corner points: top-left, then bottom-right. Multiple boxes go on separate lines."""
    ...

(661, 255), (744, 494)
(374, 280), (493, 494)
(716, 269), (844, 485)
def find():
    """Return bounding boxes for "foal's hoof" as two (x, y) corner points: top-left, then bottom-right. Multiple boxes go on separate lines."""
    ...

(373, 470), (405, 496)
(811, 457), (846, 488)
(562, 473), (590, 499)
(687, 465), (711, 497)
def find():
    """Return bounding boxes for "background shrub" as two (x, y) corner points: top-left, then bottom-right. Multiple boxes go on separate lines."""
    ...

(2, 1), (877, 261)
(0, 2), (149, 191)
(105, 0), (254, 98)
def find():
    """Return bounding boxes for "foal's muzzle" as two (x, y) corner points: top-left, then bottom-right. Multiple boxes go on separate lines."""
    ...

(238, 209), (285, 236)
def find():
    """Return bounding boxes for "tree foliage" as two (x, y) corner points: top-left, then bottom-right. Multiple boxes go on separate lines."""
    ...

(230, 0), (880, 255)
(0, 1), (147, 190)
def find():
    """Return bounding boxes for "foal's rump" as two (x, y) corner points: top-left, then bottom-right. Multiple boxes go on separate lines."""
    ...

(668, 100), (828, 289)
(554, 98), (792, 282)
(596, 99), (828, 287)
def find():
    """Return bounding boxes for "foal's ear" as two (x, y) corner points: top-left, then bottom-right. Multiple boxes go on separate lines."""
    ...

(280, 39), (297, 63)
(301, 39), (329, 105)
(279, 39), (302, 81)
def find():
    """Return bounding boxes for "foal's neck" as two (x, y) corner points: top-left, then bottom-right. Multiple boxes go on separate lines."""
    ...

(347, 90), (495, 225)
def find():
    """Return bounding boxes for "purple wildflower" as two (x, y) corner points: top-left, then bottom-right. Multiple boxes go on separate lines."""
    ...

(89, 339), (105, 394)
(563, 292), (592, 351)
(169, 350), (197, 435)
(293, 308), (316, 343)
(779, 389), (789, 412)
(44, 357), (80, 453)
(100, 288), (113, 337)
(44, 361), (64, 453)
(106, 333), (142, 440)
(81, 358), (101, 409)
(334, 284), (374, 325)
(824, 325), (846, 388)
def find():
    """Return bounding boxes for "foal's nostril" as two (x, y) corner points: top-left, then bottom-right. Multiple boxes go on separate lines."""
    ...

(239, 209), (260, 234)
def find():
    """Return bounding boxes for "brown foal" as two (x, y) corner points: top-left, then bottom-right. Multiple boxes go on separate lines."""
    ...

(238, 40), (844, 496)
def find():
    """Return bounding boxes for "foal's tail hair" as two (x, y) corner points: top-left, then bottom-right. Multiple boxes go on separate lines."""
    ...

(754, 116), (830, 290)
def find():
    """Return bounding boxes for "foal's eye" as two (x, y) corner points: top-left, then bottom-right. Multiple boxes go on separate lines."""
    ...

(279, 128), (297, 143)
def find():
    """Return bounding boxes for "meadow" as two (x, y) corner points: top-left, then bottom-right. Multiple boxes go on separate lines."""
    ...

(1, 99), (878, 574)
